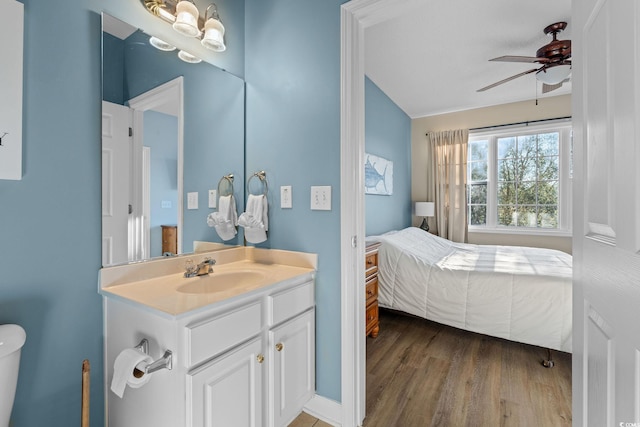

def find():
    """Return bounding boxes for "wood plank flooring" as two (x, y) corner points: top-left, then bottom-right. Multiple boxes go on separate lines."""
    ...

(291, 308), (572, 427)
(365, 309), (571, 426)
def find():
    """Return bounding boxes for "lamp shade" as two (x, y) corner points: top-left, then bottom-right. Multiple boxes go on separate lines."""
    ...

(535, 64), (571, 85)
(149, 36), (176, 52)
(177, 50), (202, 63)
(173, 1), (200, 37)
(201, 17), (226, 52)
(415, 202), (434, 217)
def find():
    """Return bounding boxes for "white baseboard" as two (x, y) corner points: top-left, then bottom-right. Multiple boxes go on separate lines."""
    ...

(303, 394), (342, 427)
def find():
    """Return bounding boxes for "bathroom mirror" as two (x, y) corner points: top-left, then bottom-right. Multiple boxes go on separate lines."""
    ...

(101, 13), (245, 266)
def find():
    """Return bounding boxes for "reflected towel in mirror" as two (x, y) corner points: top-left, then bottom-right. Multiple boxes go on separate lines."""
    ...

(207, 195), (238, 241)
(238, 194), (268, 244)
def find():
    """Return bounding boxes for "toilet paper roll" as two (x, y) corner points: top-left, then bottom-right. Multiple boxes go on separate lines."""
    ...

(110, 348), (154, 398)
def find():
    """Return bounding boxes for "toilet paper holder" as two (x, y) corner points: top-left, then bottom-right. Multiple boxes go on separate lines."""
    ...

(134, 339), (173, 374)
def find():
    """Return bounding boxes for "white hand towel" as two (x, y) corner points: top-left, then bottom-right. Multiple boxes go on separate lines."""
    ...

(238, 194), (268, 244)
(206, 195), (238, 241)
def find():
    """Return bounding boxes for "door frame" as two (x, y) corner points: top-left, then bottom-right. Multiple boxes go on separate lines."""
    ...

(127, 76), (184, 259)
(340, 1), (423, 425)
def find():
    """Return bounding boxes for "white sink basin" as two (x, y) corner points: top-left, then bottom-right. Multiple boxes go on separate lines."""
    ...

(177, 270), (268, 294)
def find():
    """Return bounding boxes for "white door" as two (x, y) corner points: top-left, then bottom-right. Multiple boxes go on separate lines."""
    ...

(102, 101), (131, 266)
(573, 0), (640, 425)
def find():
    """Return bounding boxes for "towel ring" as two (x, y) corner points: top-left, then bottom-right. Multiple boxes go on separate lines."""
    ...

(217, 174), (235, 197)
(247, 170), (268, 196)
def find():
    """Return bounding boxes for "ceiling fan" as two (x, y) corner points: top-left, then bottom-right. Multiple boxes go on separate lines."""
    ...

(477, 22), (571, 93)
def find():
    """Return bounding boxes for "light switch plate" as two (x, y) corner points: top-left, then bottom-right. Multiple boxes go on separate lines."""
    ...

(208, 189), (217, 208)
(281, 185), (292, 208)
(187, 192), (198, 210)
(310, 186), (331, 211)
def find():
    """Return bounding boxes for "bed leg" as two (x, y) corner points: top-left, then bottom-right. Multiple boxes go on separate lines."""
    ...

(542, 348), (555, 368)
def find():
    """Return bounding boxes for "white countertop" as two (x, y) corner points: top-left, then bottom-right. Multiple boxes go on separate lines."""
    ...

(99, 246), (317, 316)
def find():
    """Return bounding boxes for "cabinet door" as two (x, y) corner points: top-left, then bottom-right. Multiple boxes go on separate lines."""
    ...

(187, 337), (264, 427)
(269, 309), (315, 427)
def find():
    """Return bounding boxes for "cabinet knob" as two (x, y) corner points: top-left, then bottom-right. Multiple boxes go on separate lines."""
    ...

(257, 354), (264, 364)
(275, 343), (284, 352)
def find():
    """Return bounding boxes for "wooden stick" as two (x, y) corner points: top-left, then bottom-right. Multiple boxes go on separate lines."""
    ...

(81, 359), (90, 427)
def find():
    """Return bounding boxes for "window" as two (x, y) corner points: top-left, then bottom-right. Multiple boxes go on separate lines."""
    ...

(467, 123), (572, 233)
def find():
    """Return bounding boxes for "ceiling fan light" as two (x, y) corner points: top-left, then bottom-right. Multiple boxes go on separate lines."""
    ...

(536, 64), (571, 85)
(173, 1), (200, 37)
(201, 18), (226, 52)
(149, 36), (176, 52)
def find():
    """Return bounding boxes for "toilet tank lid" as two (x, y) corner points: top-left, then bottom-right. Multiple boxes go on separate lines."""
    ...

(0, 324), (26, 357)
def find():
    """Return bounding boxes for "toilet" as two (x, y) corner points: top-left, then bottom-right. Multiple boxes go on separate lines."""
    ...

(0, 324), (26, 427)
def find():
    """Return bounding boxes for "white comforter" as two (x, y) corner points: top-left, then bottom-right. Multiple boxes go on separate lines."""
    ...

(374, 227), (572, 352)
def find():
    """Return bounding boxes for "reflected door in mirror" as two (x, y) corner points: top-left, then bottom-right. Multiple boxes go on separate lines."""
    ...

(102, 101), (132, 266)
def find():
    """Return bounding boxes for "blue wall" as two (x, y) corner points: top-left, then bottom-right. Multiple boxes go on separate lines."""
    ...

(0, 1), (244, 426)
(365, 77), (412, 235)
(245, 0), (346, 402)
(102, 32), (124, 105)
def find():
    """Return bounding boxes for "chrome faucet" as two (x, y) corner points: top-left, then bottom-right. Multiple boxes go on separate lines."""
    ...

(184, 257), (216, 278)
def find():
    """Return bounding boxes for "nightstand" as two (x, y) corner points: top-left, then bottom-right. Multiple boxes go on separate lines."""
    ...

(365, 242), (381, 338)
(161, 225), (177, 256)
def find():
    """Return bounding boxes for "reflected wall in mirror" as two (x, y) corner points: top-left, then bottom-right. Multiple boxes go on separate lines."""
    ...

(101, 13), (245, 267)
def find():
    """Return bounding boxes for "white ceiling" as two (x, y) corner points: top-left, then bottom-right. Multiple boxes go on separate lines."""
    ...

(365, 0), (572, 119)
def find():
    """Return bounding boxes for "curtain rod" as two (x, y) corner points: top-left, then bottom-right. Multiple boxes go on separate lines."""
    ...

(468, 116), (571, 132)
(425, 116), (572, 136)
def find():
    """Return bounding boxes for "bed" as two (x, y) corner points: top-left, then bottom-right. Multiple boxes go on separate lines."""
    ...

(370, 227), (572, 353)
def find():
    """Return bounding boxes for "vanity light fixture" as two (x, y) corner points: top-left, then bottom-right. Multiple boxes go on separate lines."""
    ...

(141, 0), (226, 52)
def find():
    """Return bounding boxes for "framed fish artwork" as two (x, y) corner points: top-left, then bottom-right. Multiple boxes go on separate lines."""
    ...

(365, 153), (393, 195)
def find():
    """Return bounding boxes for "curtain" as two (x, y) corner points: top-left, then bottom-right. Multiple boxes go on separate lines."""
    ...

(426, 129), (469, 243)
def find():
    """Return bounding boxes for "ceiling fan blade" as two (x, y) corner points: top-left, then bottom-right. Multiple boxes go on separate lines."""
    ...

(477, 68), (539, 92)
(542, 78), (570, 94)
(490, 55), (550, 64)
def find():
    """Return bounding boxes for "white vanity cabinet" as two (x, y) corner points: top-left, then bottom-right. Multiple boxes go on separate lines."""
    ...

(185, 279), (316, 427)
(103, 271), (315, 427)
(187, 336), (265, 427)
(269, 309), (315, 427)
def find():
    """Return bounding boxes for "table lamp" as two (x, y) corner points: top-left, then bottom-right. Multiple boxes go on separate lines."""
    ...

(415, 202), (435, 232)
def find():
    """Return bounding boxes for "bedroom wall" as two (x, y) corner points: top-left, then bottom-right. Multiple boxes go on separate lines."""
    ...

(365, 77), (412, 236)
(411, 94), (572, 254)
